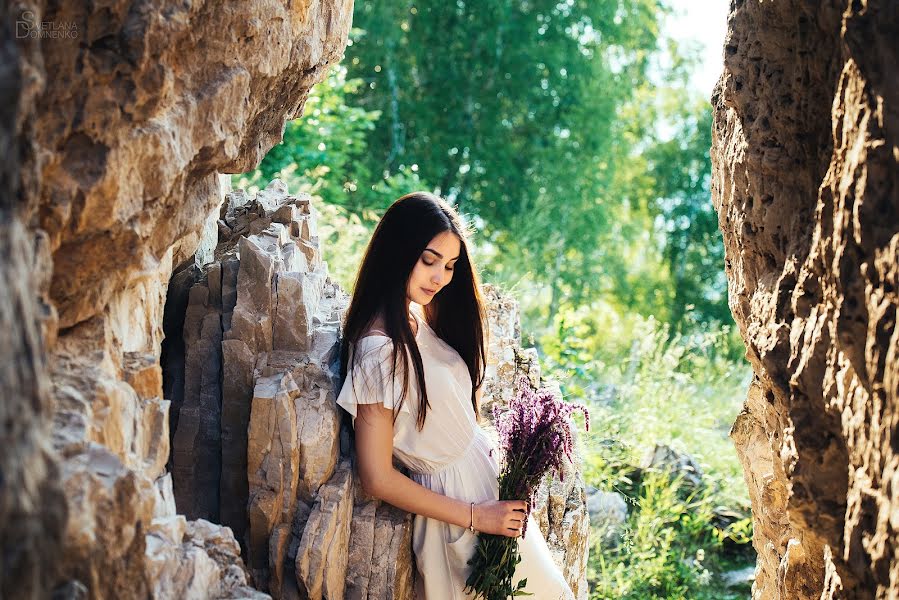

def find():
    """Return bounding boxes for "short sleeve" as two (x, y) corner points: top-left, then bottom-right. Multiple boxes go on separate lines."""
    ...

(335, 336), (413, 424)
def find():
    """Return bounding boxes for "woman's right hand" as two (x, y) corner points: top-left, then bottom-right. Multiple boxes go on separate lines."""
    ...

(473, 500), (528, 537)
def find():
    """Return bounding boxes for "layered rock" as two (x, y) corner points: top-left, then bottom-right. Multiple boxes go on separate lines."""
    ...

(3, 0), (353, 597)
(34, 0), (354, 330)
(46, 214), (267, 599)
(529, 450), (590, 599)
(343, 486), (416, 600)
(481, 284), (542, 412)
(1, 4), (67, 597)
(0, 216), (67, 599)
(168, 181), (413, 598)
(713, 1), (899, 598)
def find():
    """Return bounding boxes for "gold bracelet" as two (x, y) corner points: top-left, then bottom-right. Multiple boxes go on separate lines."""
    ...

(469, 502), (476, 533)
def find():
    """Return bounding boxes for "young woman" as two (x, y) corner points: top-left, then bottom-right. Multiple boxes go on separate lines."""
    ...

(336, 192), (574, 599)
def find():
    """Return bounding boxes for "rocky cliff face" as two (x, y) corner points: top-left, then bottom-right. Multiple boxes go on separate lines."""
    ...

(1, 12), (67, 594)
(713, 1), (898, 598)
(2, 1), (353, 598)
(165, 180), (414, 599)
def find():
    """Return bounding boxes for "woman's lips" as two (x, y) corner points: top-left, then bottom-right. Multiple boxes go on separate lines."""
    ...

(421, 287), (436, 295)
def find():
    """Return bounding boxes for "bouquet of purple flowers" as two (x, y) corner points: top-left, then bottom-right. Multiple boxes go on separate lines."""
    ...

(464, 375), (589, 599)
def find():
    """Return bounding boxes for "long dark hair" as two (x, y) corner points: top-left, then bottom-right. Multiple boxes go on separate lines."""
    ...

(339, 192), (487, 431)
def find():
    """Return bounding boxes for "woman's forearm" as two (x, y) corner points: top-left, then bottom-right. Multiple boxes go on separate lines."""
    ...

(365, 467), (471, 529)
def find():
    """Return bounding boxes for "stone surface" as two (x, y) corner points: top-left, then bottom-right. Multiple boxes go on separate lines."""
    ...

(205, 184), (348, 595)
(172, 276), (225, 521)
(295, 460), (354, 599)
(529, 457), (590, 598)
(219, 254), (251, 542)
(47, 250), (271, 599)
(344, 485), (416, 600)
(712, 1), (899, 598)
(2, 0), (353, 597)
(246, 371), (303, 592)
(0, 208), (67, 598)
(161, 260), (203, 473)
(33, 0), (354, 330)
(168, 182), (360, 596)
(641, 443), (705, 492)
(59, 441), (155, 595)
(480, 284), (541, 419)
(729, 378), (790, 598)
(146, 517), (269, 600)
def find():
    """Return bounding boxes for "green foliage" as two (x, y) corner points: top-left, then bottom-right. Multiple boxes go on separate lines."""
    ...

(344, 0), (701, 326)
(235, 63), (380, 208)
(465, 532), (529, 600)
(542, 300), (750, 505)
(235, 1), (734, 336)
(714, 515), (753, 547)
(347, 0), (661, 218)
(588, 471), (749, 600)
(312, 202), (375, 294)
(645, 97), (729, 332)
(537, 301), (755, 599)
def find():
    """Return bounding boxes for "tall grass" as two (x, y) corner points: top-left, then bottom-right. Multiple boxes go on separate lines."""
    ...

(589, 470), (751, 600)
(536, 299), (755, 599)
(540, 299), (751, 505)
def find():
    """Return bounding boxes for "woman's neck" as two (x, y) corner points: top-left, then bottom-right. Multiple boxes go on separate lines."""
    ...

(407, 301), (419, 335)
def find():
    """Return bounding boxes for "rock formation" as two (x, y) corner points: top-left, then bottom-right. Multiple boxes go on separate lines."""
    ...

(2, 0), (353, 597)
(166, 180), (372, 598)
(2, 5), (69, 598)
(713, 1), (898, 598)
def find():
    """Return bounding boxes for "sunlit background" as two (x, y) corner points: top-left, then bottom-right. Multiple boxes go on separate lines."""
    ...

(668, 1), (729, 95)
(236, 2), (755, 597)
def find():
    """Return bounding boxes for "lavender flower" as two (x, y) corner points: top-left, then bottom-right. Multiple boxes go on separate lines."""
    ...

(464, 376), (589, 600)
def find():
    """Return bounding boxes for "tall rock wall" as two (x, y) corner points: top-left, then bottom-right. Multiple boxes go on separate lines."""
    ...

(169, 180), (415, 599)
(713, 1), (898, 598)
(1, 5), (67, 595)
(2, 1), (353, 598)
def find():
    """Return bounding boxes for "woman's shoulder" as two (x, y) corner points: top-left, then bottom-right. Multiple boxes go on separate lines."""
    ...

(354, 331), (393, 356)
(354, 312), (390, 347)
(353, 328), (409, 371)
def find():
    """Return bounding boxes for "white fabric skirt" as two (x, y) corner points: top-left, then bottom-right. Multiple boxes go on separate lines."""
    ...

(409, 428), (574, 600)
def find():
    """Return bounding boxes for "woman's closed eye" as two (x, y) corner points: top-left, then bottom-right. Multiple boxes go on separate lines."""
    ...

(423, 258), (454, 271)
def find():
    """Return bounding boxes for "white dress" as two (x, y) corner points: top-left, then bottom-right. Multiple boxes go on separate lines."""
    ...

(336, 304), (575, 600)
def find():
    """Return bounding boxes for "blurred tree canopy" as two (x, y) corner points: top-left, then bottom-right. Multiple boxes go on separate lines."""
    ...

(238, 0), (732, 338)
